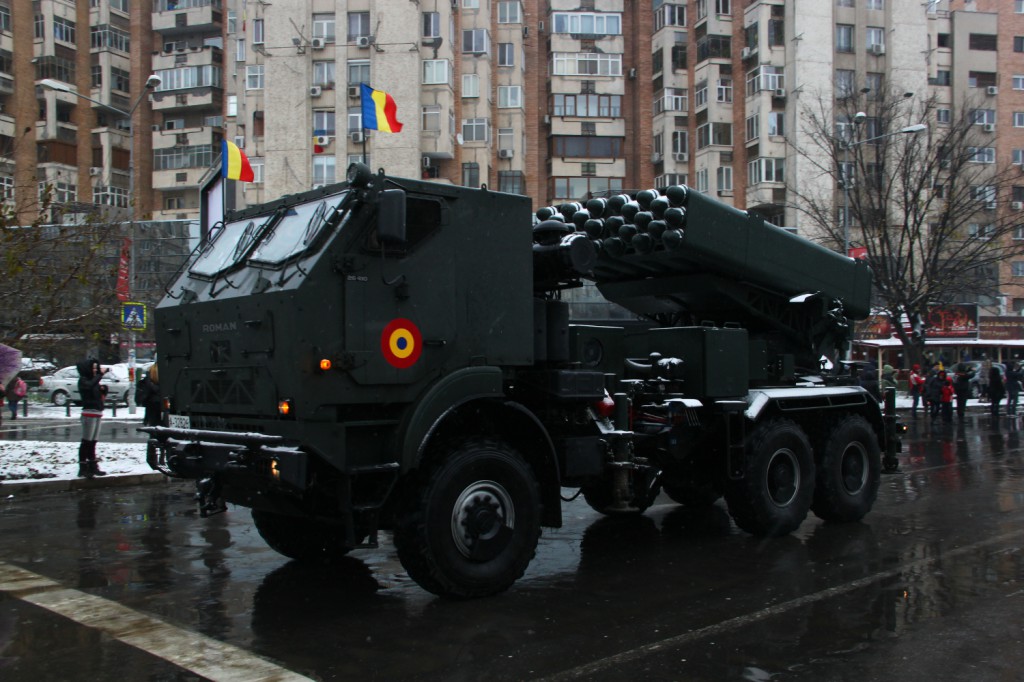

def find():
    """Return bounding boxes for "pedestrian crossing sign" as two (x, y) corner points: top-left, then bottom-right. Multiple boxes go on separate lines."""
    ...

(121, 302), (147, 331)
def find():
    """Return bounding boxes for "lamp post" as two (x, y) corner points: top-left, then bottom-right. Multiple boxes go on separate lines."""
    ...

(41, 75), (162, 414)
(840, 118), (928, 258)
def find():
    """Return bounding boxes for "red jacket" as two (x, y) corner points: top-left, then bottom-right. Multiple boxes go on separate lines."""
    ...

(940, 380), (954, 403)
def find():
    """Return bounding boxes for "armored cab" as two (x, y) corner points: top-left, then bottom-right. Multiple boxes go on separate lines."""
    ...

(144, 165), (899, 599)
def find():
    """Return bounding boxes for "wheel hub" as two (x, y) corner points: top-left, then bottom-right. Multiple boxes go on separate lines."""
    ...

(765, 448), (800, 507)
(451, 480), (515, 560)
(840, 442), (868, 495)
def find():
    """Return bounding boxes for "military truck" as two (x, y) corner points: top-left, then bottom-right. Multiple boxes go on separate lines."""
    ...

(142, 163), (900, 598)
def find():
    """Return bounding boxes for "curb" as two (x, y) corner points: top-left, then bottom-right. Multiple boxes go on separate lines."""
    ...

(1, 472), (171, 495)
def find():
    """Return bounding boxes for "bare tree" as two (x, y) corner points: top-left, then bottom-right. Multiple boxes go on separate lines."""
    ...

(790, 88), (1024, 366)
(0, 188), (127, 363)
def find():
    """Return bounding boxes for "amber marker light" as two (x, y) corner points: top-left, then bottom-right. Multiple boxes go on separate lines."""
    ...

(278, 399), (293, 416)
(319, 358), (332, 371)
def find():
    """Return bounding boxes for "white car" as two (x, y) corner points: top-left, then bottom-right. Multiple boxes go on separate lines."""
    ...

(37, 363), (139, 407)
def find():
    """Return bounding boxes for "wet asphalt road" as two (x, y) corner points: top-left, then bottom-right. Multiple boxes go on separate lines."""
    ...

(1, 411), (1022, 681)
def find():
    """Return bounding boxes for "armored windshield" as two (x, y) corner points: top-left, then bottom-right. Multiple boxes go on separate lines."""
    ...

(188, 217), (269, 278)
(250, 193), (348, 265)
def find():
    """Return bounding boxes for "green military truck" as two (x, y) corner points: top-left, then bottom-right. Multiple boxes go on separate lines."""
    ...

(142, 163), (900, 598)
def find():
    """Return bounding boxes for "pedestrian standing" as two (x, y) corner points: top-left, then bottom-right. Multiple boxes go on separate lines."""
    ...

(5, 375), (27, 420)
(76, 359), (108, 478)
(1006, 361), (1022, 417)
(136, 364), (162, 427)
(859, 367), (881, 400)
(940, 374), (954, 424)
(909, 364), (926, 418)
(988, 365), (1005, 418)
(924, 367), (943, 421)
(954, 364), (973, 421)
(881, 364), (898, 395)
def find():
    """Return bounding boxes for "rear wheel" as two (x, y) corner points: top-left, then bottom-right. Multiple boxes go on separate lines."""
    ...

(51, 390), (68, 407)
(724, 419), (814, 537)
(394, 438), (541, 598)
(811, 416), (880, 522)
(251, 509), (353, 562)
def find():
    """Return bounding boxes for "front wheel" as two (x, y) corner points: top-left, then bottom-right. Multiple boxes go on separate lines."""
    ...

(724, 419), (814, 537)
(394, 438), (541, 599)
(812, 416), (880, 522)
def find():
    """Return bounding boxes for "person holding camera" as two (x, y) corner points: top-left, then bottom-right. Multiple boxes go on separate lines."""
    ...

(76, 359), (108, 478)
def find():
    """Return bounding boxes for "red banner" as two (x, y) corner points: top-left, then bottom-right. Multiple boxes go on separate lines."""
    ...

(115, 237), (132, 301)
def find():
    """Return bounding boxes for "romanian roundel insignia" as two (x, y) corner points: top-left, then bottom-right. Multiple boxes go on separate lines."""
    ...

(381, 318), (423, 369)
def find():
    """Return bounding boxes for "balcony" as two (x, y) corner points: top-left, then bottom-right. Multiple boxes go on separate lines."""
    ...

(151, 86), (223, 113)
(152, 45), (223, 71)
(153, 165), (210, 191)
(152, 0), (223, 36)
(152, 125), (220, 151)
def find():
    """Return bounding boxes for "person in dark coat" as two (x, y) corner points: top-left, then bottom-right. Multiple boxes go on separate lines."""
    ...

(953, 364), (974, 421)
(136, 364), (162, 427)
(858, 368), (881, 400)
(924, 367), (944, 421)
(988, 365), (1005, 417)
(76, 359), (108, 478)
(1005, 362), (1022, 417)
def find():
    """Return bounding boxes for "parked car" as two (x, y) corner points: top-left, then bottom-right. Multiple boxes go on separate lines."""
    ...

(18, 358), (57, 384)
(37, 363), (138, 406)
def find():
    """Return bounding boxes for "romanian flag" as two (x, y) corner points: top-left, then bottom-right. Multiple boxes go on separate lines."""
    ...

(360, 83), (403, 133)
(222, 139), (255, 182)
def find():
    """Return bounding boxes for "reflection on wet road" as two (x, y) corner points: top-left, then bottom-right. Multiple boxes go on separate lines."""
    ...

(0, 414), (1022, 681)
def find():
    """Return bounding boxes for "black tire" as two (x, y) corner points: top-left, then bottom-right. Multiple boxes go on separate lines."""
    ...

(52, 390), (68, 407)
(724, 419), (814, 537)
(251, 510), (353, 562)
(811, 415), (880, 522)
(393, 438), (541, 598)
(662, 480), (721, 508)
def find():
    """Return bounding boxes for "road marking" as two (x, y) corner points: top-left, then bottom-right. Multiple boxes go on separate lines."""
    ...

(533, 529), (1024, 681)
(0, 562), (314, 682)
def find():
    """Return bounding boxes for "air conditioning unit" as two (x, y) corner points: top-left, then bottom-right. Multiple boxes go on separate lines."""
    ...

(356, 36), (373, 48)
(423, 156), (432, 168)
(651, 152), (663, 163)
(348, 85), (361, 99)
(773, 88), (786, 98)
(314, 135), (331, 146)
(311, 37), (326, 50)
(350, 131), (364, 143)
(543, 114), (551, 125)
(498, 149), (514, 159)
(673, 152), (689, 162)
(741, 46), (754, 60)
(869, 43), (885, 56)
(88, 167), (102, 177)
(309, 85), (322, 97)
(987, 86), (999, 96)
(1012, 201), (1023, 210)
(983, 123), (996, 132)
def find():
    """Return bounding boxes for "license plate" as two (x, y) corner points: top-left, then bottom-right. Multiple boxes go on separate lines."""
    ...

(169, 414), (191, 429)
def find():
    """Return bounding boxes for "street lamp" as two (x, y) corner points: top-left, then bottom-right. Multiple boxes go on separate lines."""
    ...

(41, 74), (162, 414)
(841, 117), (927, 258)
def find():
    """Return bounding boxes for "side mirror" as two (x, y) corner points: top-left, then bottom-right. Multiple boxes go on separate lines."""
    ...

(378, 189), (407, 245)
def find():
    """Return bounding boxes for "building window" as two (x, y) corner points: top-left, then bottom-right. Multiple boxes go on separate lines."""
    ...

(313, 156), (336, 185)
(498, 86), (522, 108)
(498, 128), (514, 152)
(696, 122), (732, 148)
(53, 16), (76, 44)
(498, 171), (524, 194)
(746, 114), (760, 142)
(246, 65), (265, 90)
(462, 163), (480, 187)
(745, 65), (784, 94)
(937, 33), (951, 48)
(866, 27), (884, 51)
(462, 118), (489, 142)
(464, 0), (479, 8)
(498, 2), (522, 23)
(837, 0), (853, 6)
(236, 38), (246, 61)
(672, 130), (689, 154)
(551, 136), (624, 157)
(422, 105), (441, 131)
(717, 166), (733, 192)
(313, 109), (336, 136)
(253, 19), (264, 44)
(1017, 0), (1024, 13)
(968, 71), (997, 88)
(313, 61), (336, 87)
(768, 112), (785, 136)
(835, 69), (855, 99)
(347, 107), (363, 132)
(462, 74), (480, 97)
(423, 60), (450, 84)
(716, 77), (732, 103)
(348, 59), (370, 85)
(250, 158), (264, 184)
(655, 4), (687, 31)
(552, 13), (622, 36)
(696, 168), (708, 193)
(967, 223), (994, 240)
(867, 0), (883, 9)
(498, 43), (514, 66)
(1013, 263), (1024, 277)
(463, 29), (489, 54)
(969, 33), (997, 51)
(970, 109), (996, 125)
(933, 70), (951, 86)
(555, 93), (623, 117)
(715, 0), (731, 14)
(748, 157), (785, 184)
(937, 108), (951, 124)
(551, 52), (623, 76)
(1015, 36), (1024, 53)
(551, 177), (624, 202)
(866, 72), (884, 98)
(423, 12), (440, 38)
(348, 12), (370, 41)
(313, 14), (336, 42)
(694, 83), (708, 109)
(1014, 149), (1024, 166)
(836, 25), (853, 53)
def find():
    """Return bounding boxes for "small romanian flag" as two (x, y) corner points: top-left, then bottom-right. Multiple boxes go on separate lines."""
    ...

(360, 83), (403, 133)
(222, 139), (255, 182)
